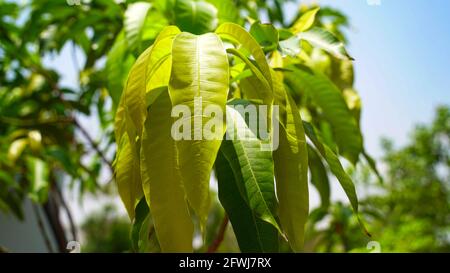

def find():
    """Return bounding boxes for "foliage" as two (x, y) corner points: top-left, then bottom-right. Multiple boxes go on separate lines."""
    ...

(306, 106), (450, 252)
(0, 0), (377, 252)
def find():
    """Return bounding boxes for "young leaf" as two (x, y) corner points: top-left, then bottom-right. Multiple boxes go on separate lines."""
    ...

(291, 7), (320, 33)
(115, 132), (143, 220)
(299, 27), (354, 61)
(250, 22), (279, 53)
(124, 2), (152, 51)
(26, 156), (49, 203)
(303, 121), (359, 218)
(173, 0), (218, 34)
(215, 149), (279, 252)
(216, 23), (273, 91)
(307, 144), (330, 209)
(285, 64), (363, 164)
(141, 90), (194, 252)
(169, 32), (229, 230)
(220, 105), (281, 233)
(272, 71), (308, 252)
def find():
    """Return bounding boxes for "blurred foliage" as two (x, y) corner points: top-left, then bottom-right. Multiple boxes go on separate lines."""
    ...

(306, 106), (450, 252)
(81, 204), (131, 253)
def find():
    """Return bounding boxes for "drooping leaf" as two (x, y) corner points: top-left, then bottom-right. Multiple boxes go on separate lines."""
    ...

(7, 138), (28, 163)
(206, 0), (241, 24)
(115, 132), (143, 220)
(250, 22), (279, 53)
(114, 27), (181, 220)
(215, 149), (278, 253)
(299, 27), (354, 61)
(216, 23), (273, 91)
(272, 71), (308, 252)
(285, 64), (362, 164)
(26, 156), (49, 203)
(307, 144), (330, 209)
(303, 121), (361, 222)
(168, 32), (229, 230)
(220, 105), (281, 233)
(291, 7), (320, 33)
(124, 2), (152, 51)
(106, 31), (135, 108)
(173, 0), (218, 34)
(141, 90), (194, 252)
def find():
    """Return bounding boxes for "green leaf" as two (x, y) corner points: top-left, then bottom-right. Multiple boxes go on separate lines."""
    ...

(131, 197), (150, 252)
(303, 121), (360, 217)
(285, 64), (362, 164)
(114, 26), (180, 220)
(300, 27), (354, 61)
(106, 31), (135, 108)
(291, 7), (320, 33)
(26, 156), (49, 203)
(216, 23), (273, 91)
(220, 105), (281, 233)
(141, 90), (194, 252)
(279, 35), (301, 57)
(272, 71), (308, 252)
(206, 0), (241, 24)
(124, 2), (152, 51)
(169, 32), (229, 230)
(7, 138), (28, 163)
(115, 132), (143, 220)
(307, 144), (330, 209)
(250, 22), (279, 53)
(173, 0), (218, 34)
(215, 149), (278, 253)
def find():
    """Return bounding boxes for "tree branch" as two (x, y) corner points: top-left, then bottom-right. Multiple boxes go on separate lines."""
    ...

(32, 204), (54, 253)
(207, 215), (229, 253)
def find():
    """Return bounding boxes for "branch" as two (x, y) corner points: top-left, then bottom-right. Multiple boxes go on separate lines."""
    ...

(32, 204), (54, 253)
(207, 215), (229, 253)
(54, 183), (77, 242)
(73, 119), (114, 172)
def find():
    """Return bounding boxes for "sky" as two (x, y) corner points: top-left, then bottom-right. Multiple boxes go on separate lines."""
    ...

(41, 0), (450, 221)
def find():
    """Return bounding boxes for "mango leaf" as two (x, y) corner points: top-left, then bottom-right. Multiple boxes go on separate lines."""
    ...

(285, 64), (362, 164)
(131, 197), (150, 252)
(303, 121), (368, 236)
(105, 31), (135, 108)
(115, 26), (180, 220)
(307, 144), (330, 209)
(7, 138), (28, 163)
(141, 90), (194, 252)
(124, 2), (152, 51)
(299, 27), (354, 61)
(173, 0), (218, 34)
(220, 105), (281, 233)
(115, 132), (143, 220)
(215, 149), (278, 252)
(206, 0), (241, 24)
(272, 71), (308, 252)
(168, 32), (229, 230)
(291, 7), (320, 33)
(26, 156), (49, 203)
(279, 35), (301, 57)
(250, 22), (279, 53)
(216, 23), (273, 91)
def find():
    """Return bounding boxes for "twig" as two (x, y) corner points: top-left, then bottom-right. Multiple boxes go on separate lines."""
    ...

(32, 204), (54, 253)
(207, 215), (229, 253)
(73, 119), (114, 172)
(54, 183), (78, 242)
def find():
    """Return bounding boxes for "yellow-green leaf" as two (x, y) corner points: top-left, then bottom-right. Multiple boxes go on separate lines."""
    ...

(141, 90), (193, 252)
(168, 32), (229, 229)
(291, 7), (320, 33)
(272, 71), (308, 252)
